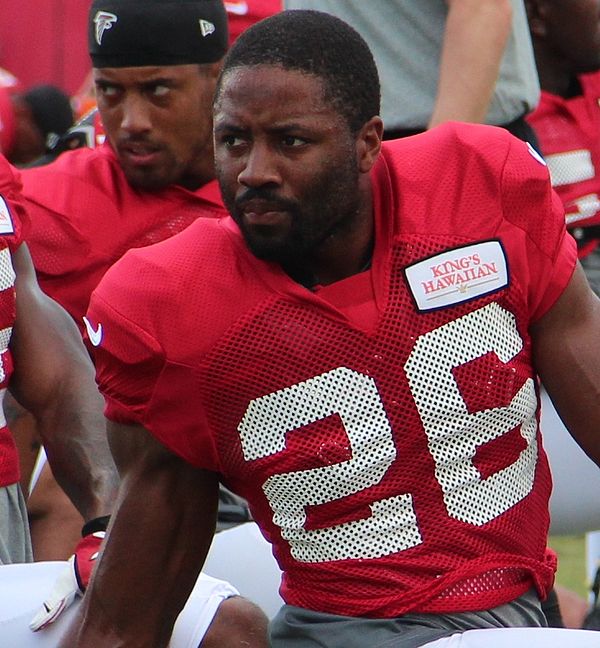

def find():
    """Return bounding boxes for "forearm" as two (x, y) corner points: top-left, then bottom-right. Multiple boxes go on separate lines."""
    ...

(7, 381), (117, 522)
(58, 432), (219, 647)
(428, 0), (512, 128)
(9, 247), (119, 522)
(36, 382), (118, 522)
(28, 461), (84, 560)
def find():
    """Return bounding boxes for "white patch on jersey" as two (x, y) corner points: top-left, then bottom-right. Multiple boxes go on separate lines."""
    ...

(83, 316), (103, 347)
(225, 1), (249, 15)
(0, 248), (15, 298)
(404, 241), (509, 312)
(527, 141), (547, 167)
(0, 68), (19, 90)
(0, 197), (14, 235)
(546, 149), (594, 187)
(199, 19), (216, 37)
(94, 11), (118, 46)
(565, 193), (600, 225)
(0, 325), (12, 353)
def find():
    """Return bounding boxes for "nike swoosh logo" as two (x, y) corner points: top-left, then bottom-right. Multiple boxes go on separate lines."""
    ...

(225, 1), (249, 15)
(83, 316), (103, 347)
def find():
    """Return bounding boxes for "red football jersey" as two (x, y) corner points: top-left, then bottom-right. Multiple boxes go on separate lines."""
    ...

(88, 123), (576, 617)
(225, 0), (282, 44)
(527, 72), (600, 256)
(0, 157), (26, 487)
(19, 144), (226, 335)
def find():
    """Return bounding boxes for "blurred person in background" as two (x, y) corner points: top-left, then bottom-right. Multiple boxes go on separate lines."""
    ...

(284, 0), (540, 145)
(0, 84), (73, 166)
(526, 0), (600, 295)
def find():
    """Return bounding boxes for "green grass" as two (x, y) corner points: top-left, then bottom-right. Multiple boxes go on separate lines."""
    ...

(549, 534), (589, 598)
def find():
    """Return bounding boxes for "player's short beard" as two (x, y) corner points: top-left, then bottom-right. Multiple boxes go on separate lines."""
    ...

(220, 152), (362, 267)
(119, 151), (178, 192)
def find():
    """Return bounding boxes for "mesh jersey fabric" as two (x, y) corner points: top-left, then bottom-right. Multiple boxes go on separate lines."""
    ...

(526, 72), (600, 257)
(87, 122), (576, 618)
(0, 158), (26, 487)
(18, 143), (226, 336)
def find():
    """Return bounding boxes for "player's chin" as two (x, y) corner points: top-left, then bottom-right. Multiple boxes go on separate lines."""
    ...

(122, 165), (173, 192)
(242, 229), (291, 262)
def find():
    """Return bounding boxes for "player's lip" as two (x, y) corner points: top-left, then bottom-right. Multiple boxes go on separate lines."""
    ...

(118, 142), (162, 165)
(240, 200), (289, 225)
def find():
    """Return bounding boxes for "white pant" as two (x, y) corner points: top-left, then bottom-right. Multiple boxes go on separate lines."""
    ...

(422, 627), (600, 647)
(0, 562), (238, 648)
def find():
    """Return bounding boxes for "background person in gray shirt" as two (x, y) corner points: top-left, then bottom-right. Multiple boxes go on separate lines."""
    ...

(284, 0), (540, 144)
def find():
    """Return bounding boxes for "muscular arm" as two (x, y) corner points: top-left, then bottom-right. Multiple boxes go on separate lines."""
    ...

(531, 263), (600, 466)
(428, 0), (513, 128)
(58, 421), (220, 648)
(8, 243), (118, 523)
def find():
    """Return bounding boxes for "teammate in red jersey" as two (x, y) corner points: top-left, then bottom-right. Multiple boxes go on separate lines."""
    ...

(62, 9), (600, 648)
(21, 1), (228, 333)
(16, 1), (268, 646)
(0, 157), (118, 571)
(526, 0), (600, 292)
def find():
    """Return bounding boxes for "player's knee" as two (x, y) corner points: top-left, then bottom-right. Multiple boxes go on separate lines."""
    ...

(200, 595), (269, 648)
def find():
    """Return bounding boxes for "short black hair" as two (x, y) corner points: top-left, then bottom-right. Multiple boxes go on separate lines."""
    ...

(217, 9), (380, 133)
(22, 85), (74, 142)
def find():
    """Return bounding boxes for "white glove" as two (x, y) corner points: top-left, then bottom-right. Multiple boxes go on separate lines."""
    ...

(29, 528), (106, 632)
(29, 554), (81, 631)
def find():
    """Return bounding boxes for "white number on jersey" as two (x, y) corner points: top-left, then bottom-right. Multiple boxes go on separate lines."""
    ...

(238, 303), (537, 562)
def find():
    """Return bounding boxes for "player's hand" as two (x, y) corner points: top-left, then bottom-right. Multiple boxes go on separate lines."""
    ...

(29, 523), (107, 631)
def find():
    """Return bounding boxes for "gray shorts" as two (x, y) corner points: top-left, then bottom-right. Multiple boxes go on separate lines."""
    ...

(0, 483), (33, 564)
(269, 589), (546, 648)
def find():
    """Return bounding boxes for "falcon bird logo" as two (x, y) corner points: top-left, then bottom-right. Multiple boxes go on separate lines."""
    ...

(94, 11), (118, 46)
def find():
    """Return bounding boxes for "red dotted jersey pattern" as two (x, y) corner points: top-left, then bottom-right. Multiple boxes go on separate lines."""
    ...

(19, 143), (226, 335)
(527, 72), (600, 255)
(88, 123), (575, 617)
(0, 158), (26, 486)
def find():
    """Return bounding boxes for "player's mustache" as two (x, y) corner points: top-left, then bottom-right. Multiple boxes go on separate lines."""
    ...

(235, 188), (297, 212)
(116, 135), (161, 149)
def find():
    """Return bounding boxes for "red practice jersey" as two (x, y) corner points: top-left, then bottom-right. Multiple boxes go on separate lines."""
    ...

(0, 157), (26, 487)
(225, 0), (282, 44)
(19, 144), (226, 335)
(87, 123), (576, 617)
(527, 72), (600, 257)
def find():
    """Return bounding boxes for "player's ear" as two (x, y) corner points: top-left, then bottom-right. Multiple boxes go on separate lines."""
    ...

(524, 0), (547, 39)
(356, 116), (383, 174)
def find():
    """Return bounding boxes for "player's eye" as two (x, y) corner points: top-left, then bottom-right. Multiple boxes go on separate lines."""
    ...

(222, 135), (246, 148)
(152, 84), (170, 97)
(96, 83), (119, 98)
(281, 135), (307, 147)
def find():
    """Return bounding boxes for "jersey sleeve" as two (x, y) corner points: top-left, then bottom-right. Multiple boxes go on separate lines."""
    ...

(500, 136), (578, 322)
(87, 251), (220, 472)
(0, 156), (28, 249)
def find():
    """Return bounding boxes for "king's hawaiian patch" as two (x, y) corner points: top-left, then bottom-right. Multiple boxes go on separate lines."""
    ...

(404, 240), (509, 312)
(0, 197), (14, 235)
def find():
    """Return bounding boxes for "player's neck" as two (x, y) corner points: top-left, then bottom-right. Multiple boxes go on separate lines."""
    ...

(178, 144), (216, 190)
(535, 50), (582, 99)
(287, 208), (375, 290)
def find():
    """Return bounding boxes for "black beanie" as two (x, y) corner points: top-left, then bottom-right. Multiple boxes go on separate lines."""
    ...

(89, 0), (229, 68)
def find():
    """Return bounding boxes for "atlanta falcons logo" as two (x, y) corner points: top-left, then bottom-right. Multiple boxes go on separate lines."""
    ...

(94, 11), (118, 46)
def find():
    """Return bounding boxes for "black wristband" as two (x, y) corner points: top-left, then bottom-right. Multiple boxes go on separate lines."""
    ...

(81, 515), (111, 537)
